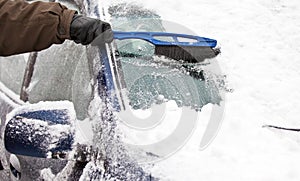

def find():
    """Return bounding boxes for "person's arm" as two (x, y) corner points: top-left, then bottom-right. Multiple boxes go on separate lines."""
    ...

(0, 0), (76, 56)
(0, 0), (113, 56)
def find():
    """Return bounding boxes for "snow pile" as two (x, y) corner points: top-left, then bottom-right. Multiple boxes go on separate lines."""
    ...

(80, 162), (105, 181)
(6, 101), (76, 122)
(5, 101), (76, 158)
(84, 89), (155, 180)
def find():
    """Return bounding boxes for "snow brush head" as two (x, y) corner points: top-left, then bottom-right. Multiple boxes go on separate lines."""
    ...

(155, 45), (220, 63)
(112, 31), (220, 63)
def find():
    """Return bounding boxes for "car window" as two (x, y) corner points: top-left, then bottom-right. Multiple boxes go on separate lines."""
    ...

(112, 18), (163, 58)
(27, 41), (92, 120)
(110, 3), (164, 58)
(0, 55), (27, 95)
(110, 3), (222, 110)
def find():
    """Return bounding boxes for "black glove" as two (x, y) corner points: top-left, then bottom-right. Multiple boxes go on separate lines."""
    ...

(70, 14), (114, 45)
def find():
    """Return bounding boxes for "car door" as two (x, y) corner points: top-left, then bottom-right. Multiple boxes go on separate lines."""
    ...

(14, 41), (92, 181)
(0, 54), (26, 122)
(0, 42), (92, 181)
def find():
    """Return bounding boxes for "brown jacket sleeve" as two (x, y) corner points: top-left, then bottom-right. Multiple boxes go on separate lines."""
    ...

(0, 0), (76, 56)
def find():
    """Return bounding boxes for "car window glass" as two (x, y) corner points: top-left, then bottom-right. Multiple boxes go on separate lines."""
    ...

(112, 18), (164, 58)
(0, 55), (27, 95)
(28, 41), (92, 120)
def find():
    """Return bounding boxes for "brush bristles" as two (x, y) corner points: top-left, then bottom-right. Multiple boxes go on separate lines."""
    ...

(155, 45), (219, 63)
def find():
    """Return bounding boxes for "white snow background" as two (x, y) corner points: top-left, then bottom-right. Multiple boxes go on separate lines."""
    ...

(107, 0), (300, 180)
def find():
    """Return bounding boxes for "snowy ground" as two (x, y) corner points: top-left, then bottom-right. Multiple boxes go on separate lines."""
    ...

(109, 0), (300, 180)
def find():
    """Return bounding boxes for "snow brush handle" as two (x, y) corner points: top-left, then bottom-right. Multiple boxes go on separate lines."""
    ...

(113, 31), (217, 48)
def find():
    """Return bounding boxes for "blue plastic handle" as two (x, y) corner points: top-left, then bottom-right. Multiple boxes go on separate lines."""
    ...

(113, 31), (217, 48)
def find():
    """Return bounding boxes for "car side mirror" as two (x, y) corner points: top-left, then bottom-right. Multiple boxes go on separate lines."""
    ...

(4, 101), (76, 159)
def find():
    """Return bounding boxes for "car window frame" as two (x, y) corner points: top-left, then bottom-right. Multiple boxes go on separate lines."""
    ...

(20, 52), (38, 102)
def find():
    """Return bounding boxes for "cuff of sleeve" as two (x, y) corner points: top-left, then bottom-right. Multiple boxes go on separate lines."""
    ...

(59, 9), (76, 40)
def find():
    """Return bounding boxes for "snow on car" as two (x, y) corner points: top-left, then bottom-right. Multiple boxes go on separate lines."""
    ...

(0, 1), (224, 180)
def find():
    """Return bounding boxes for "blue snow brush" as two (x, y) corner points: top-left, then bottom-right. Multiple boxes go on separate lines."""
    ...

(113, 31), (220, 63)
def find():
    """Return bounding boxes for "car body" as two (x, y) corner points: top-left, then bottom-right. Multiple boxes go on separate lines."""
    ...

(0, 2), (221, 180)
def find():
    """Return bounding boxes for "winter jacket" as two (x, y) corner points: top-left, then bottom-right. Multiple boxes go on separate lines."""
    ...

(0, 0), (76, 56)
